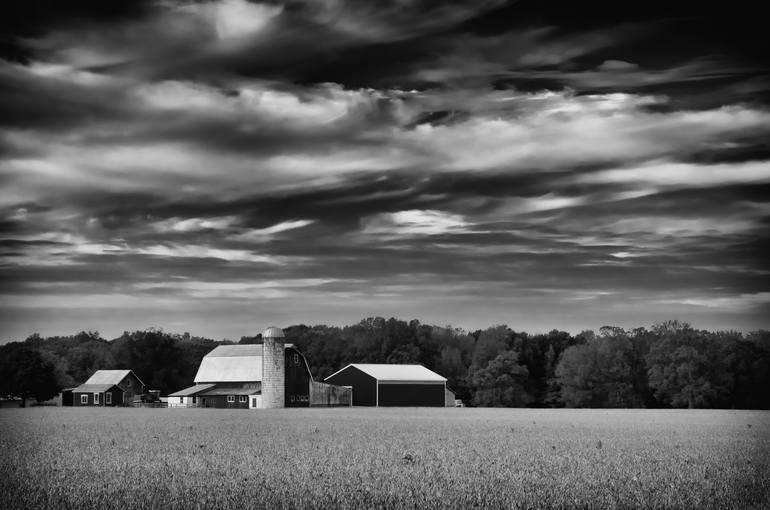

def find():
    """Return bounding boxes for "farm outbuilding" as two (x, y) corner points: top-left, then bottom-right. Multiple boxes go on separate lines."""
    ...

(70, 370), (145, 407)
(445, 387), (456, 407)
(168, 327), (351, 409)
(324, 364), (447, 407)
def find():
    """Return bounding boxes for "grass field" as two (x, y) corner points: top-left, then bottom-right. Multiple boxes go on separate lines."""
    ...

(1, 408), (768, 509)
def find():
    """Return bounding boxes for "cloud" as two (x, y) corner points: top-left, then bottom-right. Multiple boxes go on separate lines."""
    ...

(1, 1), (768, 338)
(362, 210), (469, 236)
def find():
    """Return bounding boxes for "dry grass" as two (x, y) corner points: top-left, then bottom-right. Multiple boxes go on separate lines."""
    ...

(1, 408), (768, 509)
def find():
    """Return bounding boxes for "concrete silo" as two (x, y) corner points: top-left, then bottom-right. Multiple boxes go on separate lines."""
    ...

(261, 326), (285, 408)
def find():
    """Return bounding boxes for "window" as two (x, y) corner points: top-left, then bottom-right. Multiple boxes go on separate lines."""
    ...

(81, 394), (88, 404)
(239, 395), (247, 403)
(251, 398), (257, 407)
(106, 393), (112, 405)
(192, 396), (197, 404)
(227, 395), (235, 403)
(293, 354), (299, 365)
(94, 393), (99, 405)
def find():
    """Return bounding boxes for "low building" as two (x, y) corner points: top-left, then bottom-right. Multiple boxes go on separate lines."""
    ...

(445, 387), (457, 407)
(71, 370), (145, 407)
(324, 364), (447, 407)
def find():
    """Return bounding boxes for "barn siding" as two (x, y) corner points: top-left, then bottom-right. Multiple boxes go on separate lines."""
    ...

(325, 367), (377, 406)
(105, 387), (123, 406)
(115, 372), (144, 405)
(198, 395), (250, 409)
(378, 383), (445, 407)
(285, 347), (311, 407)
(310, 381), (351, 407)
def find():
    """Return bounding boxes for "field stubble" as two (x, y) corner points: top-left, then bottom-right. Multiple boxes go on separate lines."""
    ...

(0, 408), (768, 509)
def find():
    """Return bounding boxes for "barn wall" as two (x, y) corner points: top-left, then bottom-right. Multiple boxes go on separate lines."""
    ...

(378, 383), (445, 407)
(325, 367), (376, 406)
(60, 390), (73, 407)
(105, 387), (123, 407)
(198, 395), (250, 409)
(445, 388), (456, 407)
(285, 347), (310, 407)
(73, 392), (92, 406)
(116, 373), (144, 405)
(310, 381), (351, 407)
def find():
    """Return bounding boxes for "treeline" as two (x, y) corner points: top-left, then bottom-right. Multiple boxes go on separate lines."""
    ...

(1, 319), (769, 409)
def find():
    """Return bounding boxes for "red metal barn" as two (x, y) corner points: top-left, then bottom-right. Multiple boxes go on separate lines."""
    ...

(72, 370), (145, 407)
(324, 364), (447, 407)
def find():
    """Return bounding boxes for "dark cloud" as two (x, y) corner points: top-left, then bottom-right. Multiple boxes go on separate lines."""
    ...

(1, 1), (768, 339)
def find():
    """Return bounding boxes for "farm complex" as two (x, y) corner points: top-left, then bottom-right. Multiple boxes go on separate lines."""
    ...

(167, 327), (351, 409)
(57, 326), (458, 409)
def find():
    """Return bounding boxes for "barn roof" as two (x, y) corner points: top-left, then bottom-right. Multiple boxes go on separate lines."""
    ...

(72, 384), (118, 393)
(326, 364), (447, 383)
(168, 383), (216, 397)
(193, 344), (293, 383)
(83, 369), (142, 386)
(200, 385), (261, 396)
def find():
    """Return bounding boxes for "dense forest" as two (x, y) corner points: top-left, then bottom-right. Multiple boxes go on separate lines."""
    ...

(1, 319), (768, 409)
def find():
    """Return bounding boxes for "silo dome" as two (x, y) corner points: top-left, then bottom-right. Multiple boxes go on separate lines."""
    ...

(262, 326), (284, 339)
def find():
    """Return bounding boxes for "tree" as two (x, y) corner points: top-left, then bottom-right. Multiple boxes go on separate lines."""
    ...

(470, 350), (531, 407)
(555, 332), (639, 408)
(646, 322), (729, 408)
(0, 342), (59, 405)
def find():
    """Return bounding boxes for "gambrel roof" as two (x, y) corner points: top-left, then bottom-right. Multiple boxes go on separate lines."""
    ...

(193, 344), (294, 383)
(325, 364), (447, 383)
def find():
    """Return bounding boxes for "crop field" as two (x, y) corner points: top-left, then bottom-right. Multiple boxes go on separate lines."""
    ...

(0, 408), (768, 509)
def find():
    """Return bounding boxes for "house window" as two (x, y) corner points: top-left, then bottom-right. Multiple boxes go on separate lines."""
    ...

(239, 395), (247, 403)
(192, 396), (197, 404)
(81, 394), (88, 404)
(293, 354), (299, 365)
(94, 393), (99, 404)
(106, 393), (112, 405)
(251, 398), (257, 407)
(227, 395), (235, 403)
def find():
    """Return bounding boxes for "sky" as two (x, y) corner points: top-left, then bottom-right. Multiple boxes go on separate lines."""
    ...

(1, 0), (768, 341)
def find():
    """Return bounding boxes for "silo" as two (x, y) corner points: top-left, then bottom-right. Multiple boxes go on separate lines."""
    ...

(261, 326), (285, 408)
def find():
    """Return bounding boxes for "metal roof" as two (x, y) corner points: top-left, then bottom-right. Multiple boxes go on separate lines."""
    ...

(326, 364), (447, 383)
(83, 369), (138, 386)
(262, 326), (284, 338)
(205, 344), (263, 357)
(72, 384), (117, 393)
(193, 344), (293, 383)
(168, 383), (216, 397)
(200, 385), (261, 396)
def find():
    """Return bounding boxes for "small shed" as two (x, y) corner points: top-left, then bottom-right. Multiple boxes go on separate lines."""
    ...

(72, 369), (145, 407)
(167, 384), (216, 408)
(324, 364), (447, 407)
(445, 387), (456, 407)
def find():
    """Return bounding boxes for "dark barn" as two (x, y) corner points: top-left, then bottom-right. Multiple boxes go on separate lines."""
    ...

(324, 364), (447, 407)
(71, 370), (145, 407)
(285, 346), (311, 407)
